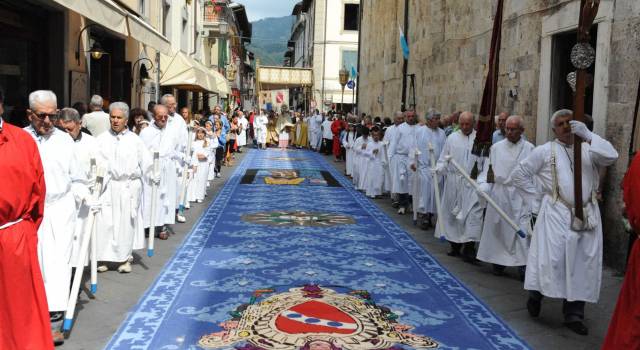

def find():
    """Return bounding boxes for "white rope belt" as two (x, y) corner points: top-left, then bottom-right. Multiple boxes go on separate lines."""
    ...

(0, 218), (23, 230)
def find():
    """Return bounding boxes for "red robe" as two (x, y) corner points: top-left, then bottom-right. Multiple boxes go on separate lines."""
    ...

(331, 120), (343, 157)
(0, 121), (53, 349)
(602, 152), (640, 349)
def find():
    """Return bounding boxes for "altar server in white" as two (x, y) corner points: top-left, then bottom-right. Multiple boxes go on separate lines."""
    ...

(410, 109), (446, 229)
(363, 127), (386, 198)
(351, 128), (370, 190)
(510, 109), (618, 335)
(389, 111), (418, 214)
(476, 115), (535, 279)
(24, 90), (91, 334)
(161, 94), (188, 222)
(191, 127), (211, 202)
(139, 104), (178, 240)
(253, 110), (268, 149)
(342, 122), (358, 176)
(237, 110), (249, 150)
(95, 102), (153, 273)
(383, 112), (403, 196)
(434, 111), (485, 262)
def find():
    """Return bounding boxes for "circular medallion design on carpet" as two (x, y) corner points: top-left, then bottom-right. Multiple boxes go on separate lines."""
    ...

(241, 211), (356, 227)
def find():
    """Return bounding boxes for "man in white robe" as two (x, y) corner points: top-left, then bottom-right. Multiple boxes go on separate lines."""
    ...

(24, 91), (91, 339)
(140, 104), (179, 240)
(253, 110), (268, 149)
(385, 112), (404, 203)
(237, 110), (249, 151)
(95, 102), (152, 273)
(476, 116), (535, 279)
(435, 111), (485, 262)
(410, 109), (446, 229)
(321, 115), (333, 155)
(311, 110), (323, 151)
(59, 107), (100, 266)
(342, 122), (358, 176)
(389, 111), (418, 214)
(161, 94), (188, 223)
(510, 109), (618, 335)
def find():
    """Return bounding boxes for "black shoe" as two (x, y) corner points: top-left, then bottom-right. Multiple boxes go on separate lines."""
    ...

(391, 201), (399, 208)
(492, 264), (506, 276)
(462, 255), (479, 264)
(527, 297), (541, 318)
(564, 321), (588, 335)
(447, 250), (460, 257)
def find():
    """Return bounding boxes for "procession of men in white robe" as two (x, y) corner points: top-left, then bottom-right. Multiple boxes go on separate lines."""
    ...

(345, 108), (617, 335)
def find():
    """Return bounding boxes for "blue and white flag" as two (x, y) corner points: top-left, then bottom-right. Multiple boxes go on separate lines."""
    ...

(350, 66), (358, 79)
(399, 26), (410, 60)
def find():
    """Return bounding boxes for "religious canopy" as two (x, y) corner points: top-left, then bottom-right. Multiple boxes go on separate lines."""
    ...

(257, 66), (313, 91)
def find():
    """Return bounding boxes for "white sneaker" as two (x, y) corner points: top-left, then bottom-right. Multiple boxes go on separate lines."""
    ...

(177, 214), (186, 223)
(215, 173), (221, 178)
(97, 265), (108, 273)
(117, 261), (132, 273)
(397, 207), (406, 215)
(196, 199), (203, 203)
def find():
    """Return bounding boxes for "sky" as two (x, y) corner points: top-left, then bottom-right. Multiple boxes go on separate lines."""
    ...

(235, 0), (299, 22)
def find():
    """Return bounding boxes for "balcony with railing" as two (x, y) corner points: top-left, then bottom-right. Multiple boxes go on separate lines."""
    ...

(202, 0), (231, 37)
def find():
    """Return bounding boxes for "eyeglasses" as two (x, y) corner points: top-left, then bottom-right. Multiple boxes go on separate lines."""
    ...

(31, 111), (59, 120)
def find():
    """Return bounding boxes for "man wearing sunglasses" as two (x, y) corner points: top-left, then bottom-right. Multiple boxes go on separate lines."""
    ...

(23, 90), (90, 345)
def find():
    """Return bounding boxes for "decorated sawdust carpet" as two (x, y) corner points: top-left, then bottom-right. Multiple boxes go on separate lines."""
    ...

(105, 149), (529, 350)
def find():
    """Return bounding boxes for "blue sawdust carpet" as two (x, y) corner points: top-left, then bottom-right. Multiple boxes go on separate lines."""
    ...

(105, 149), (529, 350)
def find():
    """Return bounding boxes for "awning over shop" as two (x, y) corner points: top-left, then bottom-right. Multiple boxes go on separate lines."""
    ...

(257, 66), (313, 90)
(53, 0), (128, 36)
(160, 51), (229, 95)
(127, 15), (171, 55)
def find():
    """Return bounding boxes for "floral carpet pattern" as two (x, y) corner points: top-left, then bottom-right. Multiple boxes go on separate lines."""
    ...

(105, 149), (529, 350)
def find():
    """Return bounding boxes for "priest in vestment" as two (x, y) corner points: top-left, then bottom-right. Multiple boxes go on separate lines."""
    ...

(295, 114), (309, 148)
(602, 151), (640, 349)
(95, 102), (153, 274)
(434, 112), (484, 262)
(24, 90), (90, 345)
(410, 109), (446, 229)
(389, 111), (418, 215)
(476, 116), (535, 279)
(253, 110), (268, 149)
(0, 106), (53, 348)
(511, 109), (618, 335)
(140, 104), (179, 240)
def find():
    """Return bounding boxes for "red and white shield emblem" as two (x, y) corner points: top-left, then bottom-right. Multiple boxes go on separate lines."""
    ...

(275, 300), (358, 335)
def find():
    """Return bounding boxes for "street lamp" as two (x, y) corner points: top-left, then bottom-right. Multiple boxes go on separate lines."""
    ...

(75, 24), (108, 65)
(339, 67), (349, 113)
(131, 58), (154, 86)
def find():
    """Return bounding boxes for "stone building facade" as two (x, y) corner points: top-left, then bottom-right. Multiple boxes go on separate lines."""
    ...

(357, 0), (640, 271)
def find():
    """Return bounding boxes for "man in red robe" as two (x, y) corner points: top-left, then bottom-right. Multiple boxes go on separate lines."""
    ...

(331, 115), (344, 162)
(602, 151), (640, 349)
(0, 91), (54, 349)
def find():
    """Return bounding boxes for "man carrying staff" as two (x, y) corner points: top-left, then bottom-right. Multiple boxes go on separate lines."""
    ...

(476, 115), (535, 279)
(0, 88), (54, 348)
(140, 104), (178, 240)
(434, 111), (484, 262)
(95, 102), (152, 274)
(24, 90), (90, 345)
(511, 109), (618, 335)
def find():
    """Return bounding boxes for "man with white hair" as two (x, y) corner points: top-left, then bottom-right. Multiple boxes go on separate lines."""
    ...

(476, 115), (535, 279)
(511, 109), (618, 335)
(140, 104), (179, 240)
(389, 110), (418, 214)
(95, 102), (152, 273)
(59, 107), (100, 266)
(491, 111), (509, 144)
(435, 111), (485, 262)
(81, 94), (110, 136)
(410, 109), (446, 229)
(161, 94), (188, 223)
(24, 90), (90, 345)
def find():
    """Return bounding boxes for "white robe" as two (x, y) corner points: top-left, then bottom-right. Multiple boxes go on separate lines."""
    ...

(511, 135), (618, 302)
(351, 136), (368, 190)
(190, 139), (210, 201)
(382, 125), (397, 193)
(253, 114), (268, 144)
(139, 123), (179, 227)
(363, 140), (386, 197)
(342, 131), (358, 176)
(95, 129), (152, 262)
(411, 126), (446, 214)
(389, 122), (417, 194)
(237, 116), (249, 146)
(321, 120), (333, 140)
(476, 138), (535, 267)
(310, 114), (323, 149)
(167, 113), (189, 206)
(434, 130), (485, 243)
(70, 132), (99, 266)
(24, 126), (89, 311)
(207, 133), (218, 181)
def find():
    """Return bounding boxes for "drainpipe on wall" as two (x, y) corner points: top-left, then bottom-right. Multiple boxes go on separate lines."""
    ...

(356, 0), (363, 115)
(400, 0), (409, 112)
(320, 0), (328, 113)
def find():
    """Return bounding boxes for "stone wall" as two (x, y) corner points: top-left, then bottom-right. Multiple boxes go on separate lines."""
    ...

(358, 0), (640, 271)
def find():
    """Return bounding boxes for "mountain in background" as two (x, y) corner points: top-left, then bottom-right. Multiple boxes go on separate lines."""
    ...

(247, 16), (294, 66)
